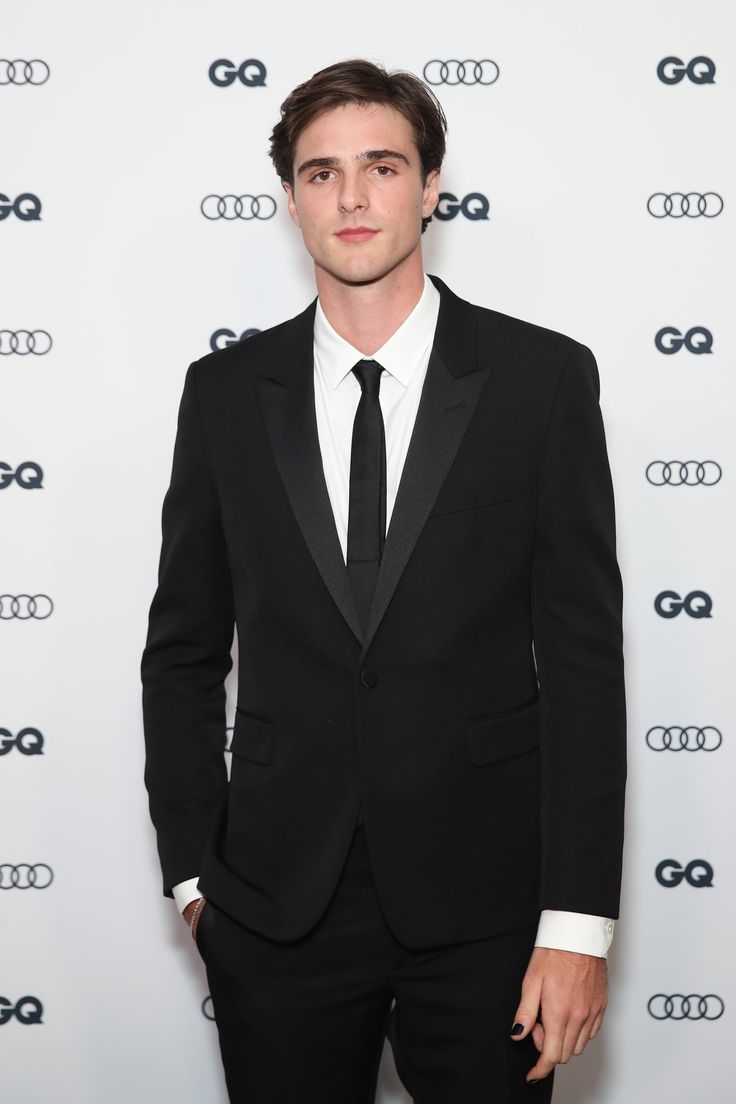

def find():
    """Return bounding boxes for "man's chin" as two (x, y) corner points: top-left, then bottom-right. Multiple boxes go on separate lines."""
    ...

(316, 255), (412, 289)
(339, 273), (386, 288)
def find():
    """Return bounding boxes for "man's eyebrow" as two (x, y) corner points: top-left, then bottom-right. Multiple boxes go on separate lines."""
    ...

(296, 149), (411, 176)
(363, 149), (410, 165)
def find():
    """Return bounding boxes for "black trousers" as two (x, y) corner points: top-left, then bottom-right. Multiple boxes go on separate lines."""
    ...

(195, 822), (554, 1103)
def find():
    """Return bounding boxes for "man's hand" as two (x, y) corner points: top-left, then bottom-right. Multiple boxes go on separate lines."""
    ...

(510, 946), (607, 1083)
(183, 896), (206, 940)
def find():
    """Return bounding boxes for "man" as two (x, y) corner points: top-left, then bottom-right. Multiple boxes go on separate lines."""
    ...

(141, 59), (626, 1103)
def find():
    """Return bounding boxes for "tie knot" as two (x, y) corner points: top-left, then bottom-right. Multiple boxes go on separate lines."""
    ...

(352, 359), (384, 396)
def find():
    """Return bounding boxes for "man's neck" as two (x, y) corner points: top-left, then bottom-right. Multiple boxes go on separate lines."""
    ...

(315, 260), (426, 356)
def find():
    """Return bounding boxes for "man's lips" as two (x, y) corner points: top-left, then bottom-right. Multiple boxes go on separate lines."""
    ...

(335, 227), (379, 242)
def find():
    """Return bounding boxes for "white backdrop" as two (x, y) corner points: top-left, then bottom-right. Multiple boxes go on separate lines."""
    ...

(2, 1), (734, 1100)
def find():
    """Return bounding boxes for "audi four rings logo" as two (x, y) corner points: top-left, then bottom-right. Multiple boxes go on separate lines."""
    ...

(0, 997), (44, 1025)
(0, 463), (44, 490)
(648, 995), (724, 1021)
(0, 595), (54, 619)
(0, 193), (42, 221)
(647, 193), (723, 218)
(0, 59), (50, 85)
(0, 330), (52, 355)
(0, 727), (45, 755)
(0, 864), (54, 889)
(646, 726), (722, 752)
(423, 59), (499, 86)
(202, 996), (215, 1020)
(208, 58), (267, 87)
(655, 326), (713, 354)
(210, 328), (261, 352)
(434, 193), (490, 221)
(201, 195), (276, 220)
(646, 461), (721, 486)
(654, 591), (712, 619)
(655, 859), (714, 888)
(657, 56), (716, 84)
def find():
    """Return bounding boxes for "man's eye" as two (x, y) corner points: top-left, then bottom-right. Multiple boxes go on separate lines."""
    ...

(373, 165), (394, 175)
(310, 170), (333, 182)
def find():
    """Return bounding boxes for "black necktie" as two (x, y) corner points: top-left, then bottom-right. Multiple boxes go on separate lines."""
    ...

(347, 359), (387, 636)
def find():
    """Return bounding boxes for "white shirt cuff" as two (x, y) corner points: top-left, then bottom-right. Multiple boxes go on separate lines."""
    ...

(172, 876), (202, 913)
(171, 888), (615, 956)
(534, 910), (615, 958)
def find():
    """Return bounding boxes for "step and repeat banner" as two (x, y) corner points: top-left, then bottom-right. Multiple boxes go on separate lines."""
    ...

(2, 1), (733, 1100)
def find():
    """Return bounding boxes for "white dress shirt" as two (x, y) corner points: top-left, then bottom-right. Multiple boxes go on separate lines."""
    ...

(173, 274), (615, 959)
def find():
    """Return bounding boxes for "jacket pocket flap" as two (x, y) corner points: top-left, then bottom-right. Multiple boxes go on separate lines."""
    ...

(428, 480), (518, 518)
(230, 709), (275, 765)
(466, 698), (540, 766)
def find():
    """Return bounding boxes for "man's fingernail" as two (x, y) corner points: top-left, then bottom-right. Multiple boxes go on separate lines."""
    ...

(527, 1079), (539, 1085)
(510, 1023), (524, 1036)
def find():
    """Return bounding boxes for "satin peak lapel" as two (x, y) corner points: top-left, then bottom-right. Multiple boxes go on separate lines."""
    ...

(255, 276), (493, 658)
(360, 276), (492, 658)
(255, 307), (364, 646)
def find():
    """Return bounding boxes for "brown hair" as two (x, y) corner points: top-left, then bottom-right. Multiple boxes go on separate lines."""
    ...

(269, 59), (447, 231)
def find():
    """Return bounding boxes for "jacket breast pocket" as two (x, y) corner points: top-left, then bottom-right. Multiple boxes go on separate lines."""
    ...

(427, 480), (518, 519)
(466, 698), (539, 766)
(229, 708), (275, 766)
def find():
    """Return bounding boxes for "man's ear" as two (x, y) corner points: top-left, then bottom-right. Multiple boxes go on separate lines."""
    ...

(282, 181), (301, 228)
(421, 168), (440, 221)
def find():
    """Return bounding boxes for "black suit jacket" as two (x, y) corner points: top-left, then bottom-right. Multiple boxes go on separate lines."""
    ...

(141, 274), (626, 949)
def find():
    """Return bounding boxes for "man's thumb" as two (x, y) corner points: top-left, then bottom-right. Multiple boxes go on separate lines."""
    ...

(510, 997), (539, 1040)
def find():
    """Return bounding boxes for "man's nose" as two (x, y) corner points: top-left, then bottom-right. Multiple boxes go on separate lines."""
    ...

(337, 171), (368, 212)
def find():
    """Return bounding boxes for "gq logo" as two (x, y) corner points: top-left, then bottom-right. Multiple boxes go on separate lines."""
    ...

(0, 193), (42, 221)
(434, 193), (489, 221)
(654, 591), (712, 619)
(655, 327), (713, 355)
(210, 328), (261, 352)
(657, 56), (716, 84)
(208, 59), (267, 87)
(0, 727), (45, 755)
(0, 462), (44, 489)
(0, 996), (43, 1025)
(655, 859), (714, 888)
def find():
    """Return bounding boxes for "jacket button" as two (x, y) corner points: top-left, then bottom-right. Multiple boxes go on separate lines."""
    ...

(360, 668), (378, 688)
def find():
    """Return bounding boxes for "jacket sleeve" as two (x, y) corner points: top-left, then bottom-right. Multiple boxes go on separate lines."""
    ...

(530, 342), (627, 919)
(141, 361), (235, 897)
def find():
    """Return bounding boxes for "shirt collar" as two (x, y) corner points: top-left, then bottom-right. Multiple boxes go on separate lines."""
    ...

(313, 274), (440, 390)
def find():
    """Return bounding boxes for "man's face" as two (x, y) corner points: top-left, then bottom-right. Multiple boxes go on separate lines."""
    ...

(283, 102), (439, 288)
